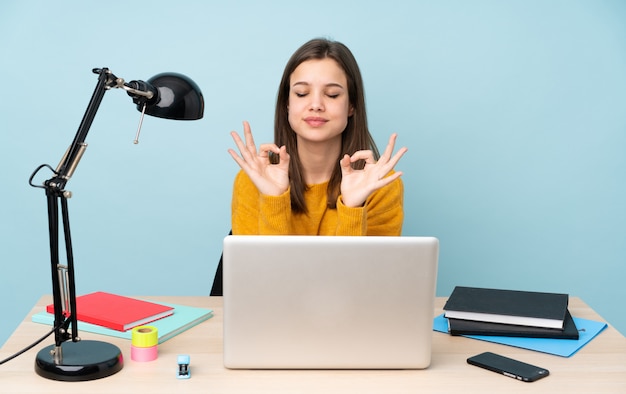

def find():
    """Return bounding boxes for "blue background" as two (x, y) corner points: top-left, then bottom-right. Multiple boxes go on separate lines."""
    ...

(1, 0), (625, 347)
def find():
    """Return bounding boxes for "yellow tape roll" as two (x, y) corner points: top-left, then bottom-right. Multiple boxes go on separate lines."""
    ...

(131, 325), (158, 348)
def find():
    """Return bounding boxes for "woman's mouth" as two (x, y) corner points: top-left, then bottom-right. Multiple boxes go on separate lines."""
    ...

(304, 117), (328, 127)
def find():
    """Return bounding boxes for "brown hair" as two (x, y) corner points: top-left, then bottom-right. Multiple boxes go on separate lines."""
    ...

(274, 38), (380, 213)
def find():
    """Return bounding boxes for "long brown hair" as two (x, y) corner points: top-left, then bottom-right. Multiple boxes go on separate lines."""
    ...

(274, 38), (380, 213)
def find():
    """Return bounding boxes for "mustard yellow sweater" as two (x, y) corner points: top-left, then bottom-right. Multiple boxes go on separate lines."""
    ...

(231, 170), (403, 236)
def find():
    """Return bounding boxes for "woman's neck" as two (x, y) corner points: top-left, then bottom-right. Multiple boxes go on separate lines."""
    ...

(297, 137), (341, 185)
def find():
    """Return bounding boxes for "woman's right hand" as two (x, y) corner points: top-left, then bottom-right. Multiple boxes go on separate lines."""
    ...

(228, 121), (290, 196)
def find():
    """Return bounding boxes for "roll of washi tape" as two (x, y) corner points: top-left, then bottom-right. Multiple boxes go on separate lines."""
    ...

(131, 344), (158, 362)
(131, 325), (159, 361)
(132, 325), (158, 348)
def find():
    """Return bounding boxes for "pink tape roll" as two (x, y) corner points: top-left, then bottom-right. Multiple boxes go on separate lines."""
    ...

(131, 344), (158, 362)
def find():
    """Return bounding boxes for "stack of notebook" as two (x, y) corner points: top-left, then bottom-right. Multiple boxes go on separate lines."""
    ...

(32, 291), (214, 344)
(443, 286), (579, 339)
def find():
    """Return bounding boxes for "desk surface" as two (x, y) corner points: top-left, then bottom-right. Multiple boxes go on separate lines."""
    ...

(1, 296), (625, 393)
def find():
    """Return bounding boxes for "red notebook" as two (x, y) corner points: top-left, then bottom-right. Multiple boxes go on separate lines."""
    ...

(46, 291), (174, 331)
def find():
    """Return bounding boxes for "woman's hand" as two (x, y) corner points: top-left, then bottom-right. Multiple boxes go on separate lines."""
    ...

(339, 133), (407, 208)
(228, 121), (291, 196)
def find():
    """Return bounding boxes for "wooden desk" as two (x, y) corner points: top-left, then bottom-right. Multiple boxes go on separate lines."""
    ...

(1, 296), (625, 393)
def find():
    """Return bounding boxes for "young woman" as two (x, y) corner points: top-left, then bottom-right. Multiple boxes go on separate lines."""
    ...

(228, 38), (407, 236)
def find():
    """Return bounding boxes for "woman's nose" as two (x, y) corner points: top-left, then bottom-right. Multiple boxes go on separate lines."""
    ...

(309, 92), (324, 111)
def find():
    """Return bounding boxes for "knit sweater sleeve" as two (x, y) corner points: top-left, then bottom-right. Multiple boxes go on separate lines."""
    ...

(336, 175), (404, 236)
(231, 170), (291, 235)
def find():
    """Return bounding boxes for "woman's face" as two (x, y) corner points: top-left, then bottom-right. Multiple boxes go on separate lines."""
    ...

(287, 58), (354, 146)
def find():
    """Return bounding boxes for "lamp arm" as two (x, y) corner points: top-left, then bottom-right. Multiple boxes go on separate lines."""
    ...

(50, 68), (116, 190)
(43, 67), (118, 353)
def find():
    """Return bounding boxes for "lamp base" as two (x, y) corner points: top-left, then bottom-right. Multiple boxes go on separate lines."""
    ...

(35, 340), (123, 381)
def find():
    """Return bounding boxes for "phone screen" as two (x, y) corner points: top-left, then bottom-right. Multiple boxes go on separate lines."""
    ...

(467, 352), (549, 382)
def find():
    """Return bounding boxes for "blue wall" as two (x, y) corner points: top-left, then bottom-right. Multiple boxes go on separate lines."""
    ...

(1, 0), (625, 348)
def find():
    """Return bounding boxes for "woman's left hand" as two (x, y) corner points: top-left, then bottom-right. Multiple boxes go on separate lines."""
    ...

(339, 133), (407, 208)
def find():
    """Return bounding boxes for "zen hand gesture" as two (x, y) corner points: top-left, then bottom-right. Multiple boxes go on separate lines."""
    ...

(228, 121), (291, 196)
(339, 133), (407, 208)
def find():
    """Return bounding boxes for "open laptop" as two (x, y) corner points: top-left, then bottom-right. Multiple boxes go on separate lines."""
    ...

(222, 235), (439, 369)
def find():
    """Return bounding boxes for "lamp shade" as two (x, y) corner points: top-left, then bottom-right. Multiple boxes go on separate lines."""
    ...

(140, 72), (204, 120)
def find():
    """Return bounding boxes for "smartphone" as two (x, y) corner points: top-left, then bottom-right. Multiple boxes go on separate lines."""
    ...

(467, 352), (549, 382)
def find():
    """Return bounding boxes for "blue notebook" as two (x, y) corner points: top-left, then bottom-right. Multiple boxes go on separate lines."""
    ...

(32, 301), (213, 344)
(433, 314), (607, 357)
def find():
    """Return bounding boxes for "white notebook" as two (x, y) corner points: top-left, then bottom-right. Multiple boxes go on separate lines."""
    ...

(222, 235), (439, 369)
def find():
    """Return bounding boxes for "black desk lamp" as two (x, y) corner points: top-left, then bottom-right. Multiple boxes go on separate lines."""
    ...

(28, 67), (204, 381)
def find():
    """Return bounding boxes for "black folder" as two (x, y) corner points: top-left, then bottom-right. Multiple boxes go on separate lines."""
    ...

(447, 310), (579, 339)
